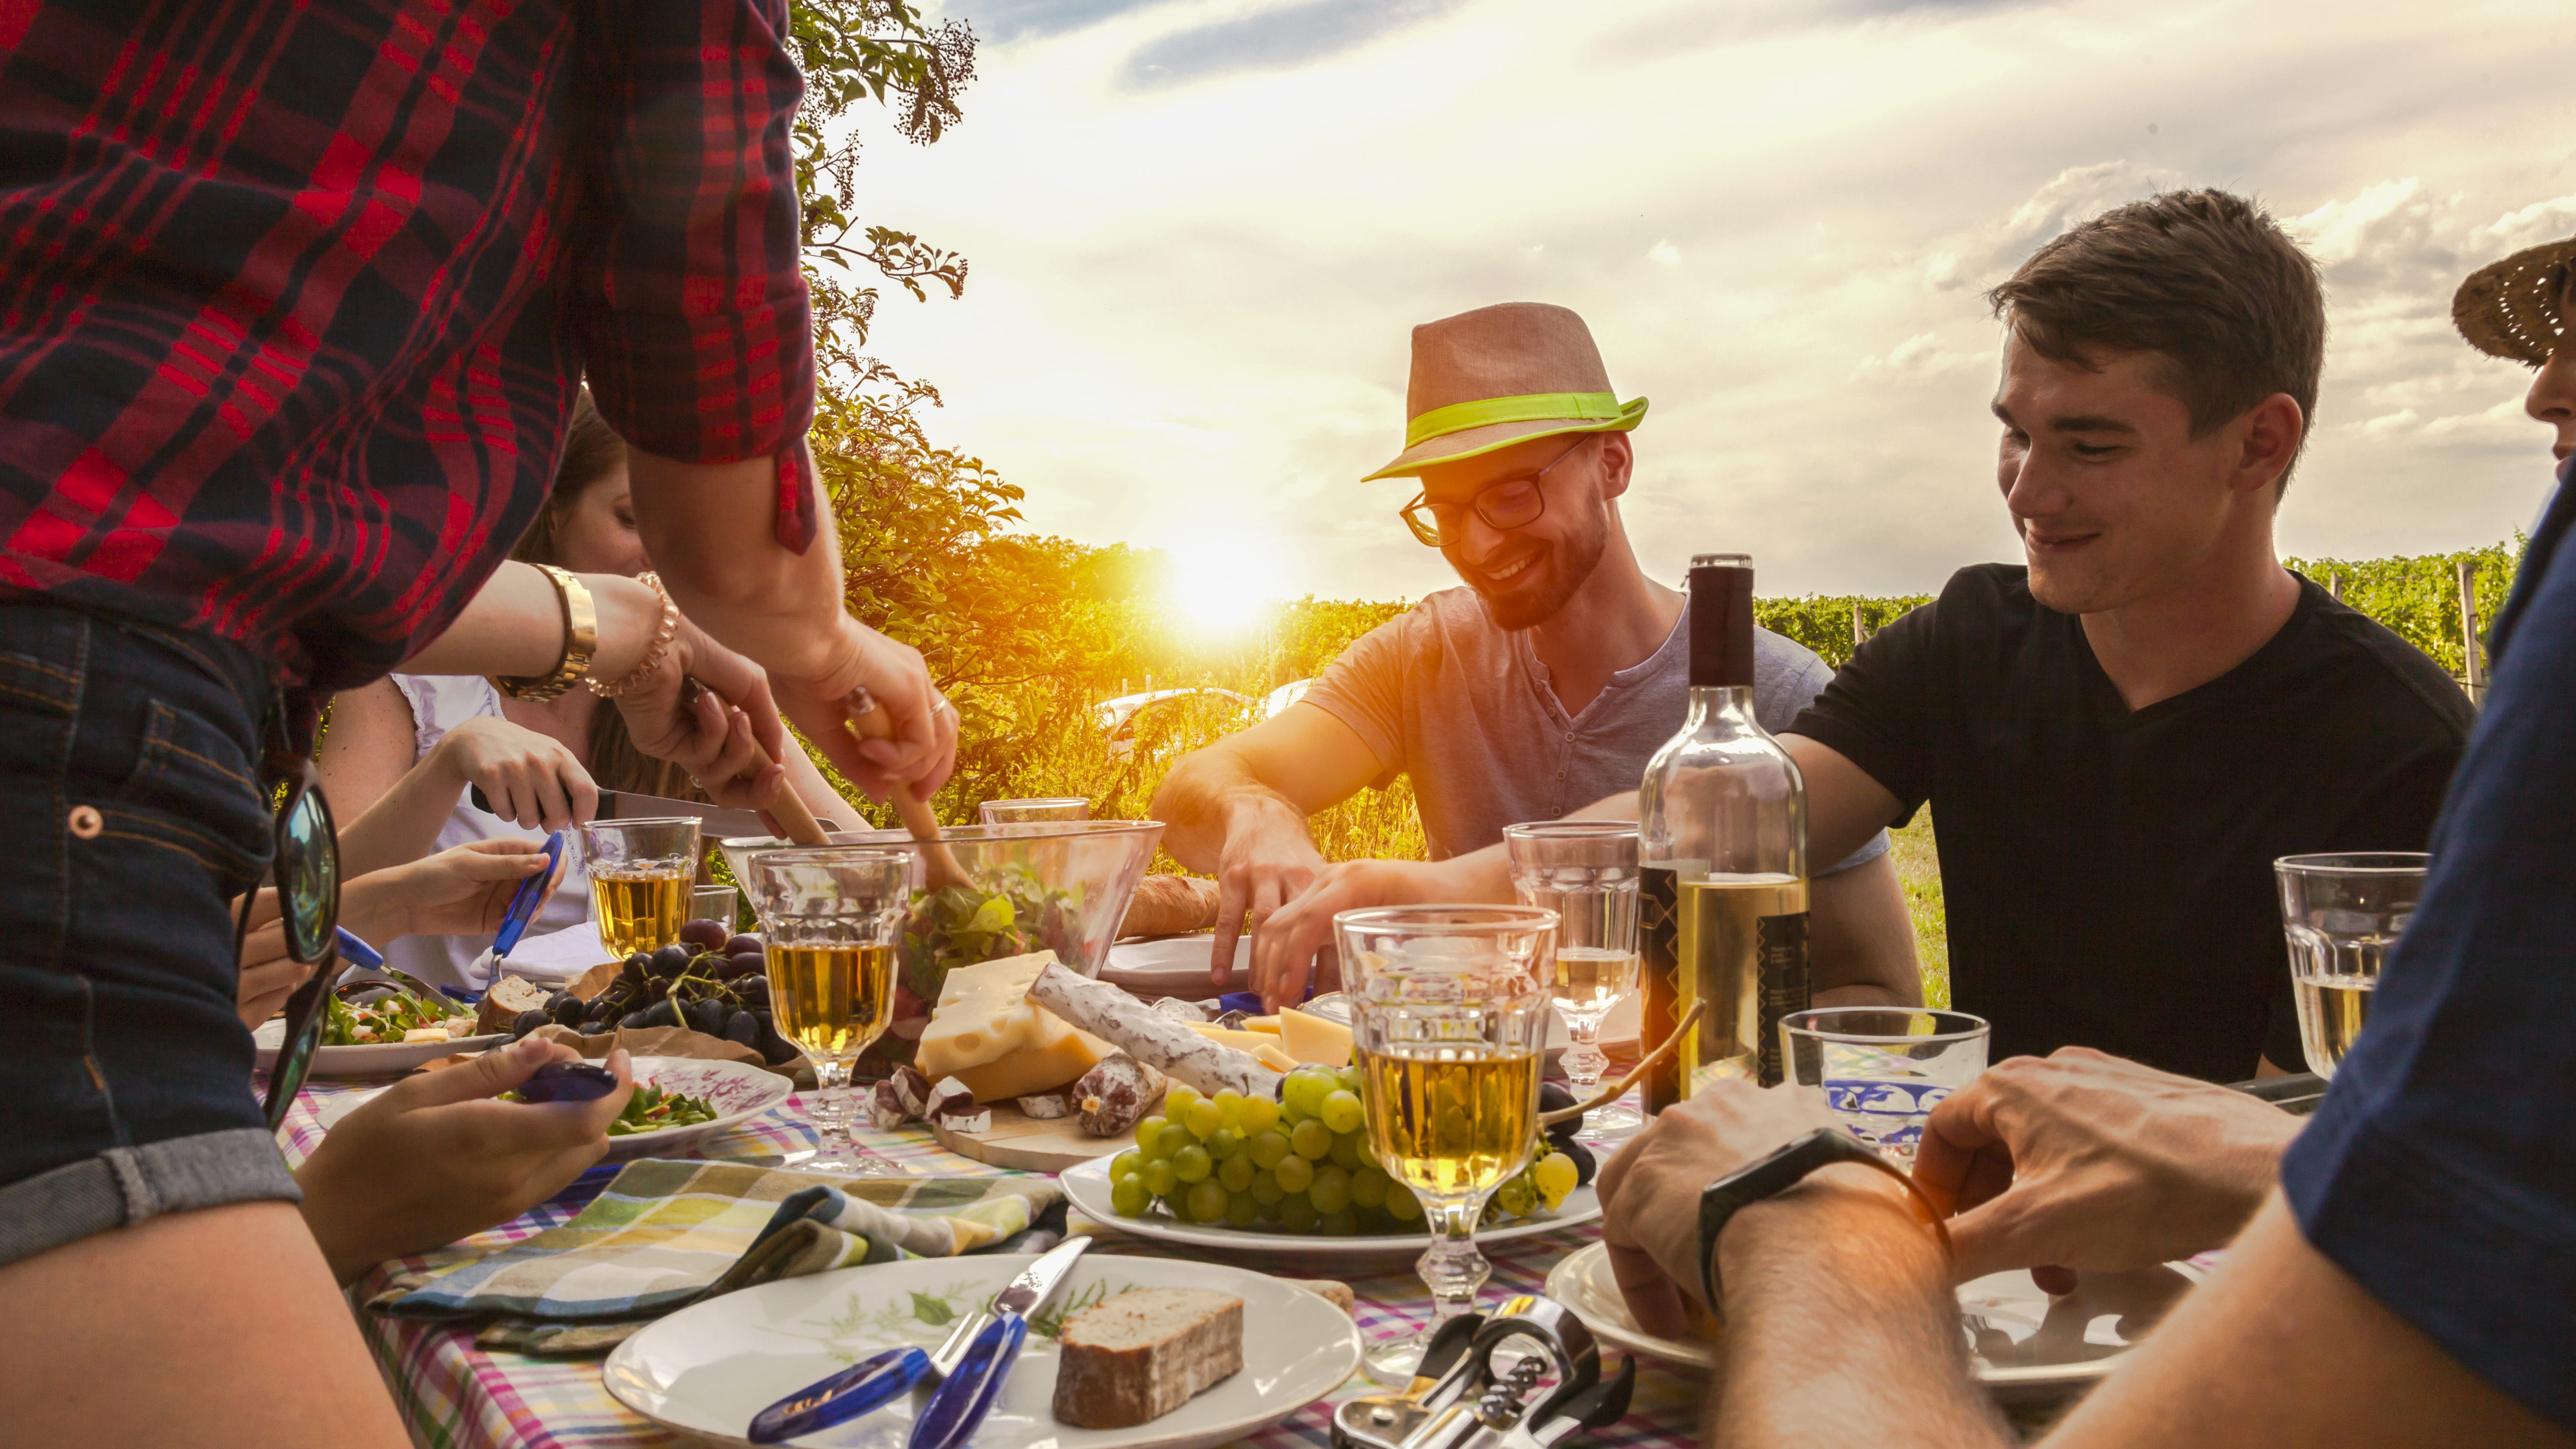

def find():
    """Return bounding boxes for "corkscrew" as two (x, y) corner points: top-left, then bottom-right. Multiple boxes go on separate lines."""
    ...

(1330, 1295), (1636, 1449)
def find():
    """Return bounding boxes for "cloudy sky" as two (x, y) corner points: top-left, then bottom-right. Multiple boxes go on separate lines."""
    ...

(850, 0), (2576, 619)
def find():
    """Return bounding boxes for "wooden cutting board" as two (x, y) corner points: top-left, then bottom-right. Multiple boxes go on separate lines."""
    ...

(930, 1103), (1134, 1173)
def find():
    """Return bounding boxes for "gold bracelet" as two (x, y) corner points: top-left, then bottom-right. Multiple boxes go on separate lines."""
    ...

(588, 571), (678, 699)
(493, 563), (597, 702)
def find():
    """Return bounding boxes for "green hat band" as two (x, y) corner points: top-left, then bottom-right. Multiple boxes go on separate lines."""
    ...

(1404, 391), (1638, 448)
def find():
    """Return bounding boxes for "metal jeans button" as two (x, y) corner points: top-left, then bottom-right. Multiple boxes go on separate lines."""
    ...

(68, 804), (103, 839)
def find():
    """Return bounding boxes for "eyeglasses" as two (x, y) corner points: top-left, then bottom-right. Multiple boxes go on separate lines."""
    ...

(1398, 435), (1591, 547)
(248, 718), (346, 1130)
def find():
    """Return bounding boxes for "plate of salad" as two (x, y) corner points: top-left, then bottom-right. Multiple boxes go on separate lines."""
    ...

(315, 1055), (791, 1161)
(253, 984), (505, 1078)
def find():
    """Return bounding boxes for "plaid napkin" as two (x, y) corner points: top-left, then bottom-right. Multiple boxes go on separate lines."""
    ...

(370, 1159), (1062, 1354)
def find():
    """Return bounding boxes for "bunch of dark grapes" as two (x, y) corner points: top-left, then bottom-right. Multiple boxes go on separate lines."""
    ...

(503, 918), (798, 1066)
(1536, 1082), (1599, 1187)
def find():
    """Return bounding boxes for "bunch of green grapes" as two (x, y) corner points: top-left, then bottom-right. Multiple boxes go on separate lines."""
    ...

(1104, 1064), (1580, 1235)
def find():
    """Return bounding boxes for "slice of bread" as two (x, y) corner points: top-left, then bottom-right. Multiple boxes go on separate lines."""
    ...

(1052, 1287), (1244, 1429)
(475, 975), (551, 1035)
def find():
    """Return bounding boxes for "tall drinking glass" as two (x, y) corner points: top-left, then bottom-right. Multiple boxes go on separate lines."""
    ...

(1336, 904), (1555, 1385)
(1780, 1007), (1988, 1167)
(748, 848), (913, 1177)
(2276, 853), (2427, 1078)
(1504, 821), (1642, 1141)
(979, 797), (1090, 825)
(582, 818), (699, 957)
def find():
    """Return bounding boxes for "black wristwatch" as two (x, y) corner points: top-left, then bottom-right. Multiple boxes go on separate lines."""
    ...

(1696, 1127), (1950, 1308)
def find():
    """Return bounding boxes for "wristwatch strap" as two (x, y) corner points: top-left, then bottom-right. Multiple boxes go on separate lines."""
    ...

(494, 563), (597, 702)
(1696, 1127), (1951, 1309)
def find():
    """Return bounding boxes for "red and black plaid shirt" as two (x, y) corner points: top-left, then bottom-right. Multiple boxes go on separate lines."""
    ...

(0, 0), (817, 691)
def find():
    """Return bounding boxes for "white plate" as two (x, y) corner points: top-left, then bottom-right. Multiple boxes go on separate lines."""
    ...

(314, 1055), (793, 1162)
(1060, 1154), (1601, 1268)
(1545, 1241), (2203, 1399)
(1102, 935), (1245, 998)
(1099, 938), (1641, 1052)
(603, 1252), (1362, 1449)
(253, 1015), (505, 1077)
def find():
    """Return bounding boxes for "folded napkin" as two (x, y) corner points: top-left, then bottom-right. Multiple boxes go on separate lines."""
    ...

(371, 1159), (1061, 1354)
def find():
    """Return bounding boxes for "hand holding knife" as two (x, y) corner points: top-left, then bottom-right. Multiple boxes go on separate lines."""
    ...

(748, 1236), (1093, 1447)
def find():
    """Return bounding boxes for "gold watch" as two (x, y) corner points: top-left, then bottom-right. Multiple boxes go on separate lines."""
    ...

(494, 563), (597, 701)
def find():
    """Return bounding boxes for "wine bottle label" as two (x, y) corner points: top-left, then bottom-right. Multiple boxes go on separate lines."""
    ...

(1639, 864), (1683, 1115)
(1754, 910), (1811, 1087)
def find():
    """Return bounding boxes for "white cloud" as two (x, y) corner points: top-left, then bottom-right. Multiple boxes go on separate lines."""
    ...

(856, 0), (2576, 599)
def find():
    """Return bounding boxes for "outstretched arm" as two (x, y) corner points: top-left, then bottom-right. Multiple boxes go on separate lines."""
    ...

(1151, 703), (1386, 988)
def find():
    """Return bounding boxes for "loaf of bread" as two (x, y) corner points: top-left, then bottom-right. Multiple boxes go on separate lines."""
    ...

(1051, 1287), (1243, 1429)
(1117, 873), (1222, 939)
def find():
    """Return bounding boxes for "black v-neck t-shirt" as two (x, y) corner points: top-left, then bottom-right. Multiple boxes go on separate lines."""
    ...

(1791, 565), (2475, 1081)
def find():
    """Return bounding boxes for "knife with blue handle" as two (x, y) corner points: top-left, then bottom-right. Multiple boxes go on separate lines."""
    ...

(746, 1236), (1092, 1448)
(747, 1346), (933, 1444)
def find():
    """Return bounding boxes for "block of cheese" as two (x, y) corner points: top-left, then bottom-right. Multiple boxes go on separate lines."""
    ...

(1278, 1008), (1353, 1068)
(1183, 1022), (1287, 1055)
(919, 952), (1116, 1100)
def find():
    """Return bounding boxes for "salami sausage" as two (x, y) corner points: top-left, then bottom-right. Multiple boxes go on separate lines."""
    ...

(1074, 1054), (1166, 1137)
(1027, 963), (1283, 1098)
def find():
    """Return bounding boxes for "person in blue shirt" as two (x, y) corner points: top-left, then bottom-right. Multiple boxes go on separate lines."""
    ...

(1592, 233), (2576, 1445)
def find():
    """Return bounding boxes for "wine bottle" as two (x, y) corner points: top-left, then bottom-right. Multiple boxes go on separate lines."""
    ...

(1638, 553), (1811, 1107)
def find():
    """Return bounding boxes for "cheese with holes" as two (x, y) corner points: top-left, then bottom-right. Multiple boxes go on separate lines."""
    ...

(918, 952), (1117, 1101)
(1278, 1008), (1353, 1067)
(950, 1027), (1118, 1103)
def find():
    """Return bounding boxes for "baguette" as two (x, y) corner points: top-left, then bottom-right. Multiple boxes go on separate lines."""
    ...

(1051, 1287), (1243, 1429)
(1117, 873), (1223, 939)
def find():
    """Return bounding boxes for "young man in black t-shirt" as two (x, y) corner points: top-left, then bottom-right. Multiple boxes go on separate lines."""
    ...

(1783, 191), (2471, 1079)
(1257, 189), (2471, 1082)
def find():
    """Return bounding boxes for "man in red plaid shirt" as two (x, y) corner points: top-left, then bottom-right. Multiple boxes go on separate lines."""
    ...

(0, 4), (955, 1438)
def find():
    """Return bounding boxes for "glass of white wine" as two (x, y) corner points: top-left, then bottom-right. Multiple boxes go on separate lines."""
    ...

(1336, 904), (1556, 1385)
(747, 847), (914, 1177)
(1504, 821), (1642, 1141)
(581, 817), (699, 957)
(2276, 852), (2428, 1078)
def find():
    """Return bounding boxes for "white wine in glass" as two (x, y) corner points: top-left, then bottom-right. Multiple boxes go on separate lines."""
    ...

(749, 847), (914, 1177)
(1337, 904), (1554, 1386)
(591, 863), (691, 956)
(766, 942), (897, 1059)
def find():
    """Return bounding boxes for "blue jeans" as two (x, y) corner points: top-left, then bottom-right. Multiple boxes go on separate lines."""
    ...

(0, 604), (300, 1265)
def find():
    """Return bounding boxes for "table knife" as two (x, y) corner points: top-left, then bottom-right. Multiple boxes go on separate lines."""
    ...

(907, 1236), (1095, 1449)
(746, 1237), (1092, 1447)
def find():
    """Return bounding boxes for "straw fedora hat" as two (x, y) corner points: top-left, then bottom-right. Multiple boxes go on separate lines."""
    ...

(1361, 302), (1648, 481)
(2453, 232), (2576, 365)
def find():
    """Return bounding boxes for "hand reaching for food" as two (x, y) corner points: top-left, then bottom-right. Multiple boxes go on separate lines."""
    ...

(293, 1036), (636, 1286)
(234, 840), (562, 1029)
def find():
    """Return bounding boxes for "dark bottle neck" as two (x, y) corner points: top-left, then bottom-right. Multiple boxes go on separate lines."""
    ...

(1687, 563), (1755, 689)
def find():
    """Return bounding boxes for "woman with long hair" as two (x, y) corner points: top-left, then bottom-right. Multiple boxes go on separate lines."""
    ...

(319, 391), (867, 988)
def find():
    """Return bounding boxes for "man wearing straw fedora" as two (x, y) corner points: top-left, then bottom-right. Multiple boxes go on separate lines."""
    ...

(1154, 301), (1921, 1006)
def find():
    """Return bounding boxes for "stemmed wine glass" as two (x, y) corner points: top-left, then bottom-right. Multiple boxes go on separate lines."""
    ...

(745, 847), (913, 1177)
(1503, 822), (1643, 1141)
(1335, 904), (1556, 1385)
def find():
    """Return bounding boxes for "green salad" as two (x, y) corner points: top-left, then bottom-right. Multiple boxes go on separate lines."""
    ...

(322, 989), (476, 1046)
(499, 1079), (720, 1135)
(896, 863), (1086, 1004)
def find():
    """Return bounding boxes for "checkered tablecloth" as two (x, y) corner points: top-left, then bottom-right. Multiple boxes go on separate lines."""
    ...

(277, 1081), (1703, 1449)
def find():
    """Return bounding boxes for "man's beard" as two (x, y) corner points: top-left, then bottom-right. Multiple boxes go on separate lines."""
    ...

(1471, 505), (1610, 630)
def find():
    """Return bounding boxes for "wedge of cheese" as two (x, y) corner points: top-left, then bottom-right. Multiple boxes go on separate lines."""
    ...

(1238, 1016), (1282, 1035)
(919, 952), (1117, 1102)
(1278, 1008), (1353, 1068)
